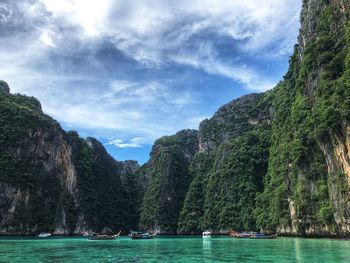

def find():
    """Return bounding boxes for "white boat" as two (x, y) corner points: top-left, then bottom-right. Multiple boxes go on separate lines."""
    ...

(202, 231), (211, 238)
(38, 232), (51, 238)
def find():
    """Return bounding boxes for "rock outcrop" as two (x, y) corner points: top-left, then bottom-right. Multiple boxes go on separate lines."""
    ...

(140, 0), (350, 237)
(0, 80), (10, 94)
(139, 130), (199, 234)
(178, 93), (272, 234)
(256, 0), (350, 236)
(0, 84), (141, 235)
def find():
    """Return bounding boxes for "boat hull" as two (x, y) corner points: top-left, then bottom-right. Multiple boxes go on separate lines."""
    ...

(88, 236), (117, 240)
(232, 232), (251, 238)
(87, 232), (121, 241)
(131, 236), (155, 240)
(249, 234), (277, 239)
(130, 232), (156, 240)
(230, 232), (277, 239)
(38, 233), (51, 238)
(202, 231), (211, 238)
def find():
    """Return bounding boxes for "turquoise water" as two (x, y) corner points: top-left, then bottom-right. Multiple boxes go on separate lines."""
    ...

(1, 236), (350, 262)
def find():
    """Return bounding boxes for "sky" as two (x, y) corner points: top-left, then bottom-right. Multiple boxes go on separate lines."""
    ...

(0, 0), (302, 164)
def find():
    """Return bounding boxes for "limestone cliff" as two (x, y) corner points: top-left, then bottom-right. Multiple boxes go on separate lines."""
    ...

(139, 130), (199, 234)
(141, 0), (350, 237)
(178, 93), (272, 234)
(257, 0), (350, 236)
(0, 83), (141, 235)
(138, 93), (272, 234)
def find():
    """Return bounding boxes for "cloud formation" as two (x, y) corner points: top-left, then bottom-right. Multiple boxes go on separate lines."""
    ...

(0, 0), (301, 160)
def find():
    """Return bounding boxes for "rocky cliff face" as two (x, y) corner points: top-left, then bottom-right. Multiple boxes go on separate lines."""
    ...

(0, 80), (10, 94)
(139, 93), (272, 234)
(141, 0), (350, 237)
(256, 0), (350, 236)
(318, 123), (350, 234)
(0, 83), (141, 235)
(178, 93), (272, 234)
(139, 130), (199, 234)
(198, 93), (271, 154)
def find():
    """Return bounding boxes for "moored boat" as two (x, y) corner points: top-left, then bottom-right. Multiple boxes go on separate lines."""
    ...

(87, 231), (121, 240)
(249, 233), (277, 239)
(233, 232), (251, 238)
(38, 232), (51, 238)
(228, 231), (277, 239)
(129, 231), (157, 240)
(202, 231), (211, 238)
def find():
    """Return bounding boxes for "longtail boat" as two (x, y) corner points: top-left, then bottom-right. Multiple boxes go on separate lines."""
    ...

(87, 231), (121, 240)
(228, 231), (277, 239)
(249, 233), (277, 239)
(232, 232), (251, 238)
(129, 231), (157, 240)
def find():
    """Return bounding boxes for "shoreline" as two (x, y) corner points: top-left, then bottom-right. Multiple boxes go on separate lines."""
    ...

(1, 234), (350, 240)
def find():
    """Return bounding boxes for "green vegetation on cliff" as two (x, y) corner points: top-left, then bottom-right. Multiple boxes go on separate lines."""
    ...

(202, 128), (270, 231)
(142, 1), (350, 236)
(139, 130), (198, 233)
(177, 93), (273, 234)
(0, 87), (62, 233)
(177, 153), (213, 234)
(0, 85), (141, 234)
(255, 2), (349, 234)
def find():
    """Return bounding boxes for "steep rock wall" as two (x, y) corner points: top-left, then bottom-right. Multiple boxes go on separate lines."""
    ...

(257, 0), (350, 236)
(0, 83), (141, 235)
(139, 130), (199, 234)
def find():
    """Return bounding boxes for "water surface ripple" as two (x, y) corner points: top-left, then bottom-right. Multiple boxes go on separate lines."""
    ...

(1, 236), (349, 262)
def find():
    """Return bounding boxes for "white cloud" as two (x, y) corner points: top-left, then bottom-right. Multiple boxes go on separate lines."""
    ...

(40, 29), (55, 47)
(0, 0), (302, 153)
(170, 51), (276, 92)
(7, 77), (201, 148)
(106, 137), (147, 148)
(39, 0), (113, 36)
(35, 0), (301, 90)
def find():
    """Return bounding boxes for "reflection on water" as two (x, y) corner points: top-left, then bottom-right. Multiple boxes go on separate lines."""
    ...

(293, 238), (302, 262)
(202, 238), (212, 253)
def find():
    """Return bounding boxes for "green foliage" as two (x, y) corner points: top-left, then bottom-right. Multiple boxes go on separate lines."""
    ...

(140, 131), (198, 233)
(178, 93), (273, 233)
(177, 153), (214, 234)
(199, 93), (267, 148)
(202, 129), (270, 231)
(0, 91), (62, 233)
(255, 3), (345, 233)
(61, 190), (78, 234)
(0, 91), (142, 234)
(68, 135), (140, 233)
(139, 149), (190, 233)
(120, 169), (144, 231)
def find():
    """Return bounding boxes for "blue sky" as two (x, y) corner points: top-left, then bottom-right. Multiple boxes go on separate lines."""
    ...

(0, 0), (302, 164)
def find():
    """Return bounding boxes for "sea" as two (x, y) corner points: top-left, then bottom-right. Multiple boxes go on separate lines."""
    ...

(1, 236), (349, 262)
